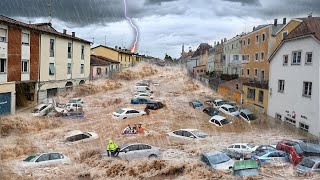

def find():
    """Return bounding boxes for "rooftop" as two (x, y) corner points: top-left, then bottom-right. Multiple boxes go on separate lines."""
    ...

(191, 43), (212, 58)
(90, 55), (120, 66)
(285, 17), (320, 41)
(219, 78), (252, 93)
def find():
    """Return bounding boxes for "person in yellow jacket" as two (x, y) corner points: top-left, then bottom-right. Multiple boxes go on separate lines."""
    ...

(106, 139), (120, 157)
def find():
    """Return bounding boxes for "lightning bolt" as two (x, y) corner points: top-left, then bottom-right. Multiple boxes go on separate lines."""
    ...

(123, 0), (139, 53)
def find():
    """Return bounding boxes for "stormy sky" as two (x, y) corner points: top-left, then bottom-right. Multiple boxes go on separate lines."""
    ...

(0, 0), (319, 58)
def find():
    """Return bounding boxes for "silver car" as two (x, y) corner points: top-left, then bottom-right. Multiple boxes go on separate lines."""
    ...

(296, 157), (320, 176)
(19, 153), (70, 168)
(118, 143), (161, 160)
(201, 151), (234, 170)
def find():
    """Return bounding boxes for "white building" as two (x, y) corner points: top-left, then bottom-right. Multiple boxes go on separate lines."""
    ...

(207, 48), (215, 72)
(268, 17), (320, 137)
(223, 35), (242, 75)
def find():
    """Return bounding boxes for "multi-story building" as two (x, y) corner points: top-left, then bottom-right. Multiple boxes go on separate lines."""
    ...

(35, 23), (91, 102)
(268, 17), (320, 136)
(207, 48), (215, 73)
(213, 39), (225, 74)
(186, 43), (211, 76)
(240, 19), (286, 113)
(90, 55), (120, 80)
(223, 35), (242, 75)
(0, 15), (40, 115)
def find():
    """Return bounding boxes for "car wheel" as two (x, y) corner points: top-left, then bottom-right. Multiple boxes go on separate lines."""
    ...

(148, 154), (158, 159)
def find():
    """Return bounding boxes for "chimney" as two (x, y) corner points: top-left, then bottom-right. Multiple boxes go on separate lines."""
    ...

(71, 32), (75, 37)
(224, 38), (227, 43)
(63, 29), (67, 34)
(221, 39), (223, 44)
(119, 47), (121, 50)
(308, 13), (313, 18)
(283, 18), (287, 24)
(274, 19), (278, 26)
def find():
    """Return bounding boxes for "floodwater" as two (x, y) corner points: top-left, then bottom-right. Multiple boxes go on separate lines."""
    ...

(0, 63), (318, 180)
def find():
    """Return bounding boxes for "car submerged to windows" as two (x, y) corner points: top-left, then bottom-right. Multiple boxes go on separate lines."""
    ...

(209, 115), (232, 127)
(233, 160), (259, 177)
(219, 104), (240, 117)
(32, 104), (53, 117)
(239, 109), (257, 122)
(112, 108), (146, 119)
(227, 143), (258, 154)
(201, 151), (234, 170)
(167, 129), (208, 140)
(203, 107), (219, 116)
(296, 157), (320, 176)
(64, 130), (98, 143)
(252, 150), (288, 165)
(189, 100), (204, 109)
(19, 153), (70, 168)
(131, 98), (152, 104)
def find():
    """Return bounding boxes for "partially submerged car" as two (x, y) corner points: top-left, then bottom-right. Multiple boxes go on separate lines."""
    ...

(32, 104), (53, 117)
(66, 103), (83, 112)
(146, 101), (164, 110)
(239, 109), (257, 122)
(112, 108), (146, 119)
(64, 130), (98, 143)
(167, 129), (208, 140)
(65, 111), (85, 119)
(221, 149), (251, 160)
(252, 150), (288, 165)
(296, 156), (320, 176)
(66, 98), (84, 105)
(209, 115), (232, 127)
(20, 153), (70, 168)
(227, 143), (258, 154)
(211, 99), (227, 108)
(218, 104), (240, 117)
(189, 100), (204, 109)
(233, 160), (259, 177)
(201, 151), (234, 170)
(203, 107), (219, 116)
(131, 98), (151, 104)
(134, 93), (154, 99)
(251, 145), (276, 155)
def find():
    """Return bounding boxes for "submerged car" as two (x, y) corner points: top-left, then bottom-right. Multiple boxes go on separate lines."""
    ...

(131, 98), (151, 104)
(227, 143), (258, 154)
(203, 107), (219, 116)
(239, 109), (257, 122)
(233, 160), (259, 177)
(252, 150), (288, 165)
(296, 156), (320, 176)
(20, 153), (70, 168)
(167, 129), (208, 140)
(67, 98), (84, 105)
(146, 101), (164, 110)
(189, 100), (204, 109)
(65, 111), (85, 118)
(211, 99), (227, 108)
(32, 104), (53, 117)
(221, 149), (251, 160)
(219, 104), (240, 117)
(134, 93), (154, 99)
(251, 145), (276, 155)
(209, 115), (232, 127)
(112, 108), (146, 119)
(201, 151), (234, 170)
(64, 130), (98, 143)
(114, 143), (160, 160)
(65, 103), (83, 112)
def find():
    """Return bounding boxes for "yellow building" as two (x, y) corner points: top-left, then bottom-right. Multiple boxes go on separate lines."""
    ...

(242, 83), (268, 113)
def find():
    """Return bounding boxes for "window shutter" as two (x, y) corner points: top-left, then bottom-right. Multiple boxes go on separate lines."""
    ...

(22, 33), (29, 44)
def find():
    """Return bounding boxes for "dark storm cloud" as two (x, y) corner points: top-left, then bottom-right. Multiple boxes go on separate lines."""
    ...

(222, 0), (261, 6)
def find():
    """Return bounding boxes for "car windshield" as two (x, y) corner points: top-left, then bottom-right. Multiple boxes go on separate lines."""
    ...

(293, 144), (303, 155)
(194, 102), (202, 107)
(191, 131), (208, 138)
(247, 114), (257, 120)
(116, 109), (125, 114)
(299, 158), (315, 168)
(220, 119), (231, 125)
(69, 99), (79, 103)
(234, 169), (259, 177)
(229, 107), (237, 113)
(217, 101), (225, 106)
(208, 153), (231, 165)
(23, 155), (39, 162)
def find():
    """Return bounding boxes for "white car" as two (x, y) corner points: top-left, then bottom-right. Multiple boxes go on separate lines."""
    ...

(112, 108), (146, 119)
(167, 129), (208, 140)
(112, 143), (160, 160)
(67, 98), (84, 105)
(134, 93), (154, 99)
(212, 99), (227, 108)
(64, 130), (98, 143)
(19, 153), (70, 168)
(32, 104), (53, 116)
(227, 143), (258, 154)
(239, 109), (257, 122)
(209, 115), (232, 127)
(65, 103), (83, 112)
(218, 104), (240, 117)
(201, 151), (234, 170)
(134, 90), (153, 95)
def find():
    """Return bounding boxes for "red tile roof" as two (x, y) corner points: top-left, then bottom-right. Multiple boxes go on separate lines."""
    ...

(285, 17), (320, 41)
(90, 55), (120, 66)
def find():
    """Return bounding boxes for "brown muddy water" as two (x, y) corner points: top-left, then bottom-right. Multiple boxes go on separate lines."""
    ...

(0, 63), (318, 180)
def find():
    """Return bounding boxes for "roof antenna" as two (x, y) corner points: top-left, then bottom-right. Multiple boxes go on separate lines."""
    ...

(48, 0), (52, 23)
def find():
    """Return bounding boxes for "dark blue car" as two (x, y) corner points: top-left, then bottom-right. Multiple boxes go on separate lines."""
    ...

(189, 100), (204, 109)
(131, 98), (151, 104)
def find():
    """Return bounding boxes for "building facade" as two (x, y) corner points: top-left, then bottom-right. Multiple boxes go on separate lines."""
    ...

(90, 55), (120, 80)
(268, 17), (320, 136)
(207, 48), (215, 72)
(213, 40), (225, 74)
(223, 35), (242, 75)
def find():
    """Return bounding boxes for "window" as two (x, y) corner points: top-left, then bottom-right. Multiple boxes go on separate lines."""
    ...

(258, 90), (264, 104)
(247, 68), (250, 77)
(21, 60), (29, 73)
(121, 55), (123, 61)
(261, 70), (265, 81)
(49, 63), (55, 75)
(262, 33), (266, 42)
(234, 145), (240, 149)
(247, 88), (255, 100)
(80, 64), (84, 74)
(22, 33), (29, 45)
(243, 39), (246, 46)
(0, 59), (6, 73)
(125, 56), (127, 62)
(261, 52), (264, 61)
(105, 68), (108, 75)
(0, 28), (7, 42)
(299, 123), (309, 132)
(255, 53), (259, 61)
(303, 82), (312, 97)
(292, 51), (302, 65)
(50, 153), (62, 160)
(129, 56), (131, 62)
(247, 38), (251, 45)
(233, 55), (239, 61)
(278, 80), (285, 92)
(306, 52), (312, 65)
(285, 117), (296, 126)
(241, 68), (244, 76)
(282, 31), (288, 40)
(81, 45), (85, 60)
(97, 68), (101, 75)
(36, 154), (49, 162)
(68, 42), (72, 59)
(49, 39), (54, 57)
(283, 55), (288, 65)
(232, 44), (234, 49)
(67, 63), (72, 74)
(242, 55), (249, 61)
(254, 69), (258, 77)
(256, 35), (260, 44)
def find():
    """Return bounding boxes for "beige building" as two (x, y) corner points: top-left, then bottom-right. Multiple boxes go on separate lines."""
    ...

(35, 24), (91, 102)
(90, 55), (120, 80)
